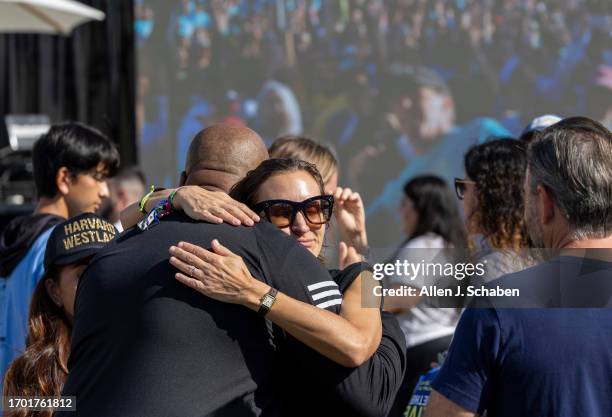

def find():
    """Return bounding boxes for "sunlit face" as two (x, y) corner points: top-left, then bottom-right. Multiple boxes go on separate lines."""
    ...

(65, 163), (110, 216)
(255, 170), (326, 257)
(46, 262), (89, 323)
(400, 196), (419, 237)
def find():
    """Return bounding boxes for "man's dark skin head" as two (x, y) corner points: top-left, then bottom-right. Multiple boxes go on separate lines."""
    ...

(179, 124), (269, 191)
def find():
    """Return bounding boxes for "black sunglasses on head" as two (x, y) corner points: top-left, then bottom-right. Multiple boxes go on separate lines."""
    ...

(454, 178), (476, 200)
(253, 195), (334, 228)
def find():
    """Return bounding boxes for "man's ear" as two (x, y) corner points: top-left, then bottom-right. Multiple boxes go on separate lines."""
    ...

(179, 171), (187, 187)
(56, 167), (72, 196)
(44, 278), (63, 308)
(537, 185), (556, 226)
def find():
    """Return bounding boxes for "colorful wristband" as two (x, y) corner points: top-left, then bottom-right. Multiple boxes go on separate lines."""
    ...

(168, 188), (179, 210)
(137, 198), (174, 231)
(138, 185), (156, 214)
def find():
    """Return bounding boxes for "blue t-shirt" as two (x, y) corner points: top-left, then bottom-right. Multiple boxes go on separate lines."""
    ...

(0, 226), (55, 381)
(432, 256), (612, 417)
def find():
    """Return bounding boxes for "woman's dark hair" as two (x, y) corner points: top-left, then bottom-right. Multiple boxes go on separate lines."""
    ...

(403, 175), (467, 249)
(32, 121), (120, 199)
(464, 138), (529, 249)
(3, 266), (72, 417)
(230, 158), (325, 206)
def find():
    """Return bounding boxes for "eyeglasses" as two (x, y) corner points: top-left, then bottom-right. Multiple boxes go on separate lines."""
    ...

(253, 195), (334, 228)
(454, 178), (476, 200)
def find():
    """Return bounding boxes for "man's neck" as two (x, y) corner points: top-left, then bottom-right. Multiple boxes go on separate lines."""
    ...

(561, 235), (612, 250)
(559, 235), (612, 262)
(34, 196), (69, 219)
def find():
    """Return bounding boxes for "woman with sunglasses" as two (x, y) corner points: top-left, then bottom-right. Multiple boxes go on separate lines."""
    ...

(168, 158), (405, 417)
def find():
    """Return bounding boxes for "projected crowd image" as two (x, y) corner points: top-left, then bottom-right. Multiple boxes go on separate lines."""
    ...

(135, 0), (612, 249)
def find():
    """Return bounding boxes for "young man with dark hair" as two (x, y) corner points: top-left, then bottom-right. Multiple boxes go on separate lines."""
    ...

(0, 121), (119, 381)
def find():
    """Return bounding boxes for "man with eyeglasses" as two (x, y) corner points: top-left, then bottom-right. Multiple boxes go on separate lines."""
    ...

(0, 122), (119, 383)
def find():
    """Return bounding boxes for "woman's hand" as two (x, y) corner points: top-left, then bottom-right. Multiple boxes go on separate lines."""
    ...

(169, 240), (268, 308)
(172, 186), (260, 226)
(333, 187), (368, 254)
(339, 241), (363, 270)
(120, 187), (260, 230)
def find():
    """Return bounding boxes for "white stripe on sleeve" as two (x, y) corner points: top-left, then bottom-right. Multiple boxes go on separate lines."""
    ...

(316, 298), (343, 309)
(307, 281), (338, 291)
(311, 289), (342, 301)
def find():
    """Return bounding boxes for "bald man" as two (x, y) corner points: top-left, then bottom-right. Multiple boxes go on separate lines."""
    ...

(58, 125), (336, 417)
(181, 124), (266, 188)
(119, 124), (266, 229)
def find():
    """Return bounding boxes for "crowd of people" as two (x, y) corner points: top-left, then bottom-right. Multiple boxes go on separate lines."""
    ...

(1, 114), (611, 417)
(136, 0), (612, 249)
(136, 0), (612, 202)
(137, 0), (612, 125)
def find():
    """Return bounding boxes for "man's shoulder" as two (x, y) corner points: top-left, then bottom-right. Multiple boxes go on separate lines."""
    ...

(473, 255), (612, 312)
(31, 224), (56, 250)
(251, 220), (310, 260)
(17, 226), (55, 268)
(489, 258), (555, 285)
(471, 262), (557, 309)
(251, 220), (290, 241)
(91, 214), (263, 273)
(0, 214), (61, 276)
(250, 220), (323, 267)
(123, 213), (260, 243)
(159, 212), (257, 233)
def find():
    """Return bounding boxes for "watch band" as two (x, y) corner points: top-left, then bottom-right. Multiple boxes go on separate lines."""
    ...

(257, 287), (278, 317)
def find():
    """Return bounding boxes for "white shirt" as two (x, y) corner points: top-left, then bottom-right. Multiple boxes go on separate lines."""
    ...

(388, 233), (459, 348)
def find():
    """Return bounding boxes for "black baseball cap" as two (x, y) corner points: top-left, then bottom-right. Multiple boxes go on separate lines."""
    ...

(44, 213), (117, 271)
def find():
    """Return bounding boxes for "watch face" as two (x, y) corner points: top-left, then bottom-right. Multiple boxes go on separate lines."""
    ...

(262, 294), (274, 308)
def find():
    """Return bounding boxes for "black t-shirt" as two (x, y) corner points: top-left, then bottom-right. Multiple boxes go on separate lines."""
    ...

(58, 213), (335, 417)
(281, 263), (407, 417)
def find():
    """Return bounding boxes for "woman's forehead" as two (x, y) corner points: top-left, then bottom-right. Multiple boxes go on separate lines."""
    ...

(257, 171), (320, 202)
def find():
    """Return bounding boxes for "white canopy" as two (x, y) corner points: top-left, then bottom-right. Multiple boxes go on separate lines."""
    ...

(0, 0), (105, 35)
